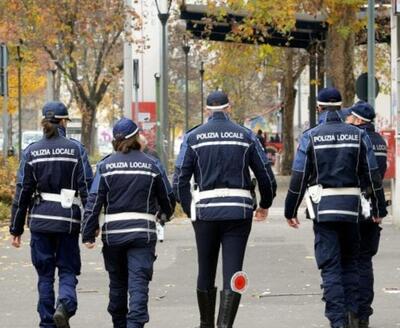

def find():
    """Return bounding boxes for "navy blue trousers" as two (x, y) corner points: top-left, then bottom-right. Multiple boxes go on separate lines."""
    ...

(313, 222), (360, 328)
(358, 221), (381, 321)
(192, 219), (252, 291)
(30, 232), (81, 328)
(102, 239), (156, 328)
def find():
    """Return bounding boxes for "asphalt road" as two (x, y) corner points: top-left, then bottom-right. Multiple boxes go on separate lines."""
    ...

(0, 186), (399, 327)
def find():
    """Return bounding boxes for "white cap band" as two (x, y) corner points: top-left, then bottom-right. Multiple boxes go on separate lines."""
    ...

(124, 127), (139, 139)
(317, 101), (342, 106)
(206, 103), (229, 110)
(350, 111), (371, 122)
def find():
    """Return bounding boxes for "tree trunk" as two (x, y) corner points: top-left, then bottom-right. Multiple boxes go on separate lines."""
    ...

(326, 9), (356, 107)
(80, 102), (96, 155)
(281, 49), (296, 176)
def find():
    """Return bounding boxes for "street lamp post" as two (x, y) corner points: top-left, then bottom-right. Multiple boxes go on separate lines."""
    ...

(367, 0), (375, 107)
(16, 40), (23, 159)
(155, 0), (172, 168)
(200, 61), (205, 124)
(182, 37), (190, 132)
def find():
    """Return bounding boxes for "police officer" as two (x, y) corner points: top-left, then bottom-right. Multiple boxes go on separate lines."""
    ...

(284, 88), (387, 328)
(81, 118), (175, 328)
(10, 101), (93, 328)
(344, 101), (387, 328)
(173, 91), (276, 328)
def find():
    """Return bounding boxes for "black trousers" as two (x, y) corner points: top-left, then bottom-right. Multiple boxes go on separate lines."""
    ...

(192, 219), (252, 291)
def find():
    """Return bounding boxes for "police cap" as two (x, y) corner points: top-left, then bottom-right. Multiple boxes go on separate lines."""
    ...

(349, 101), (375, 122)
(42, 101), (70, 122)
(113, 117), (139, 141)
(206, 91), (229, 110)
(317, 87), (342, 107)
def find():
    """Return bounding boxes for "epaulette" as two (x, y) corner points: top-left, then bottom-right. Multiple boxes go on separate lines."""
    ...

(186, 124), (202, 134)
(69, 137), (84, 147)
(99, 153), (112, 163)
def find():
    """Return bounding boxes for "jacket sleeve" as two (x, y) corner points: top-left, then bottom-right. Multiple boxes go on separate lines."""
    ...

(173, 134), (196, 217)
(10, 151), (36, 236)
(154, 161), (176, 220)
(358, 132), (387, 218)
(284, 132), (312, 219)
(78, 143), (93, 192)
(249, 134), (277, 209)
(81, 164), (108, 243)
(76, 153), (90, 208)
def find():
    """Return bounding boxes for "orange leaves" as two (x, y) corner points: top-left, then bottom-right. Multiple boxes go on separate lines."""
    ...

(0, 58), (45, 115)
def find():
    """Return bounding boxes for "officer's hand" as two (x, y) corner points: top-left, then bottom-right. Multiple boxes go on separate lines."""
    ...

(254, 207), (268, 221)
(11, 235), (22, 248)
(372, 217), (383, 224)
(84, 242), (96, 249)
(287, 218), (300, 229)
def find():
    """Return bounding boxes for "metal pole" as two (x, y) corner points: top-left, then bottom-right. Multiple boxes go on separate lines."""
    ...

(133, 59), (139, 122)
(1, 43), (9, 160)
(309, 46), (317, 128)
(297, 75), (301, 128)
(159, 14), (170, 167)
(182, 44), (190, 131)
(200, 61), (205, 124)
(155, 73), (163, 160)
(124, 0), (133, 119)
(367, 0), (376, 107)
(17, 44), (22, 159)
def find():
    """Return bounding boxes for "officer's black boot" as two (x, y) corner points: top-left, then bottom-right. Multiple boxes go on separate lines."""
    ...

(197, 287), (217, 328)
(53, 303), (70, 328)
(348, 311), (359, 328)
(216, 290), (241, 328)
(358, 319), (369, 328)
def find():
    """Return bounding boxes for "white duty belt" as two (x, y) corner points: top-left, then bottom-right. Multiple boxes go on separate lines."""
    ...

(104, 212), (156, 223)
(305, 185), (361, 219)
(191, 188), (252, 222)
(197, 188), (252, 201)
(41, 191), (81, 208)
(321, 188), (360, 197)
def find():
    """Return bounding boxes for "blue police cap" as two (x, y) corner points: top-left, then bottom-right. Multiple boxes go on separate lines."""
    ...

(42, 101), (70, 121)
(113, 117), (139, 141)
(349, 101), (375, 122)
(206, 91), (229, 110)
(317, 87), (342, 107)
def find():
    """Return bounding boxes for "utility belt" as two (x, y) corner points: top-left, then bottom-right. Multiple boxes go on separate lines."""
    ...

(304, 185), (362, 219)
(104, 212), (156, 223)
(191, 187), (252, 222)
(40, 189), (81, 209)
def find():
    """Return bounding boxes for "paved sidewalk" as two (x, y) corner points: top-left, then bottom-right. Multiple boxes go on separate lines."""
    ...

(0, 188), (399, 327)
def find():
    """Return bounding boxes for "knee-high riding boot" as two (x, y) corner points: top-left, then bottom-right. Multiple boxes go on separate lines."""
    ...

(216, 290), (241, 328)
(197, 287), (217, 328)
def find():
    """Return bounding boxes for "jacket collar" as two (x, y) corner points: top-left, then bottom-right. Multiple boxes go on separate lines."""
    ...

(358, 122), (375, 132)
(209, 111), (230, 121)
(318, 110), (343, 125)
(57, 125), (66, 137)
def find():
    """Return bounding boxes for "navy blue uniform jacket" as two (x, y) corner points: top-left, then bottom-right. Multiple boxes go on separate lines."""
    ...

(10, 132), (93, 236)
(359, 123), (387, 220)
(173, 111), (276, 220)
(285, 111), (387, 222)
(82, 150), (175, 246)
